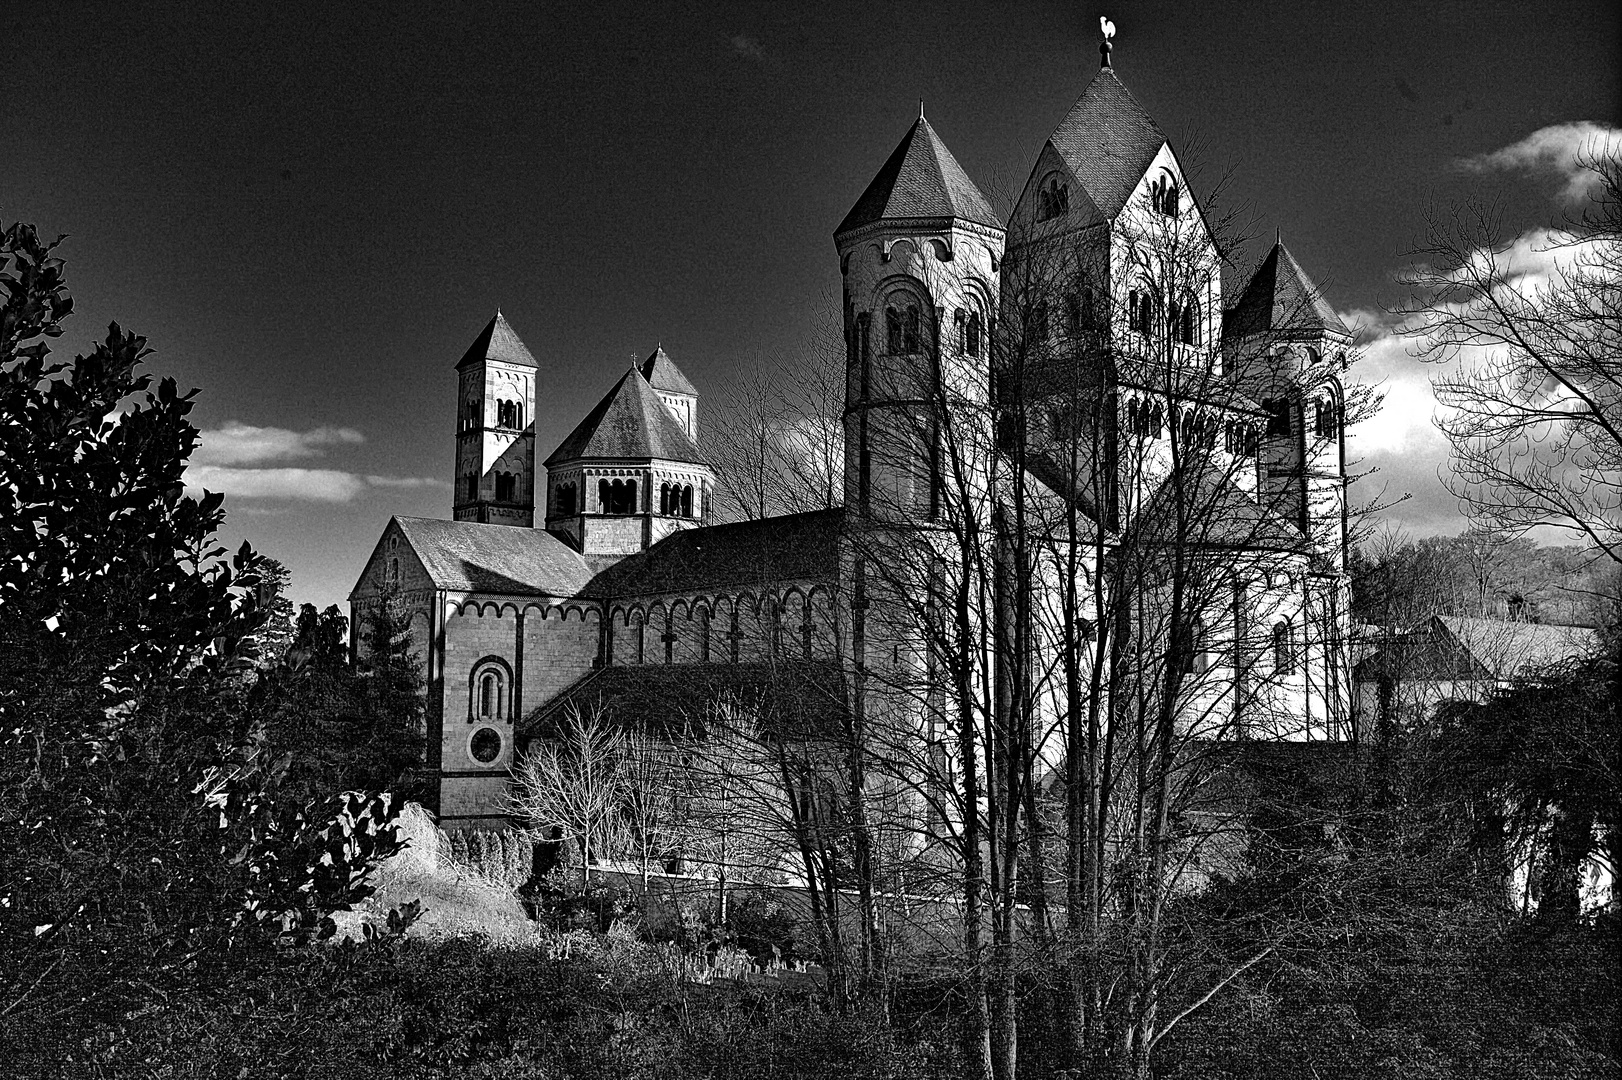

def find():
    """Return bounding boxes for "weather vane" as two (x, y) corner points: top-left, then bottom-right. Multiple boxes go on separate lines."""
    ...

(1100, 16), (1115, 69)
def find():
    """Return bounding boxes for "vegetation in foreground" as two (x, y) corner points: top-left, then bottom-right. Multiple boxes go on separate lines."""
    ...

(2, 199), (1618, 1079)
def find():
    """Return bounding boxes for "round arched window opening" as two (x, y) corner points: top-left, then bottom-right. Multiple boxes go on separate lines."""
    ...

(469, 726), (503, 765)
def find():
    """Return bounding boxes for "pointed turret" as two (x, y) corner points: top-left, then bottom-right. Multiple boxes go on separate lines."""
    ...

(836, 115), (1000, 236)
(638, 344), (699, 440)
(542, 367), (712, 557)
(453, 311), (537, 527)
(1226, 242), (1352, 339)
(456, 310), (538, 370)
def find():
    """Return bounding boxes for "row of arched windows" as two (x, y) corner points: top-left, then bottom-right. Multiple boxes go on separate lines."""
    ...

(1149, 170), (1180, 217)
(495, 399), (524, 430)
(458, 398), (526, 431)
(953, 308), (983, 357)
(1171, 618), (1296, 674)
(660, 482), (696, 517)
(599, 478), (638, 515)
(1123, 397), (1262, 457)
(1128, 289), (1201, 344)
(494, 470), (520, 502)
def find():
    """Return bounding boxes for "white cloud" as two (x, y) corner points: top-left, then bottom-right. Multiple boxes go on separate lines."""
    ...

(186, 466), (368, 502)
(365, 475), (452, 489)
(193, 421), (364, 466)
(1457, 122), (1622, 205)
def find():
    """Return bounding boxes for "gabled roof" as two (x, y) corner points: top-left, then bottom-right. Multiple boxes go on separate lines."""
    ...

(837, 116), (1001, 235)
(1435, 616), (1599, 679)
(638, 345), (698, 397)
(1224, 242), (1351, 339)
(1047, 67), (1168, 220)
(385, 516), (596, 597)
(545, 367), (707, 467)
(584, 508), (843, 598)
(1125, 462), (1308, 553)
(456, 311), (538, 370)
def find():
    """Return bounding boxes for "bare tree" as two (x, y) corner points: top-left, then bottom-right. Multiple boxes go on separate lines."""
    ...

(1404, 150), (1622, 563)
(506, 702), (627, 887)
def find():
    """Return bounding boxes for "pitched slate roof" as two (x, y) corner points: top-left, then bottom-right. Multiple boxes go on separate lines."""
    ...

(1126, 462), (1308, 553)
(584, 508), (843, 598)
(638, 345), (698, 397)
(517, 661), (850, 743)
(1436, 616), (1599, 679)
(544, 367), (707, 467)
(455, 311), (538, 370)
(837, 116), (1001, 235)
(1225, 242), (1352, 338)
(1047, 67), (1168, 219)
(390, 516), (596, 596)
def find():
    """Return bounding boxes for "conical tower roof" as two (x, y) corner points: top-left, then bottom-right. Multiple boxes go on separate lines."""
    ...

(456, 310), (537, 369)
(1225, 242), (1351, 338)
(837, 115), (1001, 235)
(638, 345), (698, 397)
(1046, 66), (1169, 219)
(544, 367), (706, 467)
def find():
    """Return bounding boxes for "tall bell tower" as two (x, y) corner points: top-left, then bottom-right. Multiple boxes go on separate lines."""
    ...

(453, 311), (538, 527)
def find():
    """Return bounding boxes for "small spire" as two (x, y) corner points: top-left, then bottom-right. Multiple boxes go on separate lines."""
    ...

(1099, 15), (1116, 69)
(1276, 224), (1283, 247)
(918, 99), (925, 121)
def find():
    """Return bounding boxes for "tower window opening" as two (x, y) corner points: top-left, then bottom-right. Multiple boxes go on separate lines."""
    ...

(1126, 397), (1142, 436)
(495, 471), (516, 502)
(554, 481), (577, 517)
(1148, 400), (1164, 438)
(967, 312), (982, 357)
(681, 484), (694, 517)
(1263, 398), (1292, 437)
(886, 303), (923, 354)
(1130, 289), (1157, 338)
(1151, 171), (1180, 217)
(1176, 300), (1198, 345)
(1038, 175), (1070, 221)
(1066, 292), (1082, 339)
(496, 399), (523, 429)
(1273, 620), (1295, 675)
(886, 307), (902, 354)
(904, 305), (921, 352)
(600, 478), (638, 514)
(1314, 397), (1339, 439)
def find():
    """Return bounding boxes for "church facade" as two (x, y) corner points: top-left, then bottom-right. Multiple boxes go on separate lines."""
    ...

(350, 44), (1353, 830)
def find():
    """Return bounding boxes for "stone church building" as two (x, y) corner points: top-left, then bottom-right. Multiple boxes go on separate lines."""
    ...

(351, 42), (1353, 830)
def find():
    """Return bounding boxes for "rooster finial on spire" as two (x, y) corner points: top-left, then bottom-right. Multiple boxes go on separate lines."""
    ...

(1100, 16), (1116, 69)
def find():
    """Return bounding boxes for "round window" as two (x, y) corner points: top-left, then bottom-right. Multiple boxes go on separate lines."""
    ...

(469, 726), (503, 764)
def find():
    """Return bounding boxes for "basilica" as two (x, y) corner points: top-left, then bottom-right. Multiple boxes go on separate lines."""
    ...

(350, 40), (1352, 829)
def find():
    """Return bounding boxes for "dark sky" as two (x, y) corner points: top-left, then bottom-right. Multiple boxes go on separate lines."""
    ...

(4, 1), (1618, 608)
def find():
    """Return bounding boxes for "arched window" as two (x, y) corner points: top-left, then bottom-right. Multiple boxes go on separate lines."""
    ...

(1151, 170), (1179, 217)
(495, 471), (515, 501)
(1030, 300), (1049, 343)
(904, 305), (921, 353)
(1314, 397), (1340, 439)
(1148, 400), (1164, 438)
(554, 482), (576, 517)
(495, 399), (521, 429)
(1126, 397), (1142, 435)
(468, 658), (511, 722)
(1177, 301), (1197, 345)
(659, 482), (671, 515)
(1263, 398), (1291, 437)
(967, 312), (982, 357)
(1273, 621), (1295, 675)
(886, 307), (903, 354)
(600, 479), (638, 515)
(681, 484), (694, 517)
(1130, 289), (1156, 338)
(1038, 175), (1070, 221)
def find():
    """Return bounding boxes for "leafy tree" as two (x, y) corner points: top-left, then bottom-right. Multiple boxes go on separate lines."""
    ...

(0, 220), (410, 1063)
